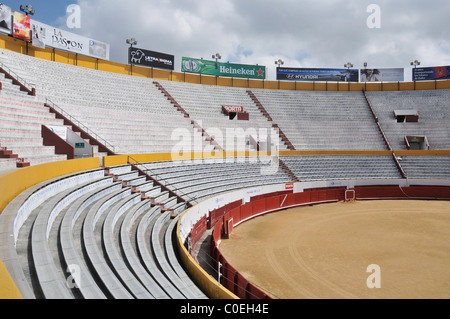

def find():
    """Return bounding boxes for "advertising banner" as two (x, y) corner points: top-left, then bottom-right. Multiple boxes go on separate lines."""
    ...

(13, 11), (30, 42)
(360, 68), (404, 82)
(30, 19), (110, 60)
(0, 4), (12, 35)
(46, 125), (67, 140)
(128, 47), (174, 70)
(277, 67), (359, 82)
(222, 105), (244, 113)
(412, 66), (450, 81)
(31, 20), (46, 49)
(182, 57), (266, 79)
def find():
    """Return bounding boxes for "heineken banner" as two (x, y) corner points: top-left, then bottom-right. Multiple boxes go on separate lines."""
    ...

(360, 68), (404, 82)
(182, 57), (266, 79)
(277, 67), (359, 82)
(129, 47), (174, 70)
(30, 19), (110, 60)
(413, 66), (450, 81)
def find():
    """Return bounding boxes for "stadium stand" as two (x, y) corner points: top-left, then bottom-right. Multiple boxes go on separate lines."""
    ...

(133, 157), (293, 205)
(281, 155), (403, 181)
(250, 89), (388, 151)
(0, 95), (67, 167)
(0, 49), (213, 155)
(0, 164), (208, 299)
(154, 80), (289, 152)
(367, 90), (450, 150)
(0, 39), (449, 300)
(397, 155), (450, 179)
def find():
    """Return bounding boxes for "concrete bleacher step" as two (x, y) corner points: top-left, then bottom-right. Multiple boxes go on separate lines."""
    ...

(151, 191), (170, 205)
(0, 95), (74, 167)
(31, 176), (114, 299)
(102, 193), (156, 299)
(119, 200), (173, 299)
(82, 187), (136, 299)
(0, 168), (108, 298)
(164, 216), (208, 299)
(151, 211), (192, 298)
(0, 158), (17, 174)
(60, 182), (123, 299)
(136, 206), (181, 299)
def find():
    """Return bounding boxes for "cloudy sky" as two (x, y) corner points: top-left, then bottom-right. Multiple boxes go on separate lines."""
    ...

(5, 0), (450, 80)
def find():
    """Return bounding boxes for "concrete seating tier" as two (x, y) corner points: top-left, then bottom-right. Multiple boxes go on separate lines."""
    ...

(0, 165), (207, 299)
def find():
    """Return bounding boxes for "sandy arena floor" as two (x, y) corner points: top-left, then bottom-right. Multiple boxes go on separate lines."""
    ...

(218, 200), (450, 299)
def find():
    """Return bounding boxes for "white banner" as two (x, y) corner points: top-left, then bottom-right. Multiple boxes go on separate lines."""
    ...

(46, 125), (67, 141)
(30, 19), (110, 60)
(31, 20), (46, 49)
(0, 3), (12, 35)
(360, 68), (404, 82)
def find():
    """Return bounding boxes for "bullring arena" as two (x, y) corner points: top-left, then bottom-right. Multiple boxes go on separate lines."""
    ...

(0, 30), (449, 301)
(219, 200), (450, 299)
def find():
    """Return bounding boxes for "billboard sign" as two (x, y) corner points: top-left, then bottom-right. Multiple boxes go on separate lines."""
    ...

(30, 19), (110, 60)
(360, 68), (404, 82)
(222, 105), (244, 113)
(412, 66), (450, 81)
(0, 4), (12, 35)
(31, 20), (46, 49)
(182, 57), (266, 79)
(277, 67), (359, 82)
(13, 11), (30, 42)
(128, 47), (174, 70)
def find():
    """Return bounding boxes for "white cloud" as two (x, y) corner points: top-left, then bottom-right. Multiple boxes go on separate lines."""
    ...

(62, 0), (450, 80)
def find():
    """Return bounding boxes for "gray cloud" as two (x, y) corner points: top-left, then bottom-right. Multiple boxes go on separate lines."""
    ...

(62, 0), (450, 80)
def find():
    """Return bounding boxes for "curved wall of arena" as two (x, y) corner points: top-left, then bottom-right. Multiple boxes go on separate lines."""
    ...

(2, 33), (450, 92)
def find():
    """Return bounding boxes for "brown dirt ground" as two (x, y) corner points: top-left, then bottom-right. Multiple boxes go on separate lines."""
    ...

(218, 200), (450, 299)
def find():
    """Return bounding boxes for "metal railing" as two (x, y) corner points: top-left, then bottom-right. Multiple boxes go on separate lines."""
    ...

(45, 98), (116, 153)
(127, 155), (197, 205)
(0, 61), (35, 92)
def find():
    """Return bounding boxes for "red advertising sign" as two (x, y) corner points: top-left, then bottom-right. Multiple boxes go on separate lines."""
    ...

(222, 105), (244, 114)
(285, 183), (294, 190)
(13, 11), (30, 42)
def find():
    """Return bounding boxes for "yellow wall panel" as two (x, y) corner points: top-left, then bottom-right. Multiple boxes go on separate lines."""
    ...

(0, 259), (22, 299)
(0, 158), (100, 214)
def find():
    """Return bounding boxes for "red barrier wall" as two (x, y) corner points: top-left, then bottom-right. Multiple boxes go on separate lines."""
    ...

(205, 184), (450, 299)
(190, 215), (207, 253)
(209, 200), (241, 229)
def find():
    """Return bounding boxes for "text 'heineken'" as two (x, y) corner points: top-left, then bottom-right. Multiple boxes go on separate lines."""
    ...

(182, 57), (266, 79)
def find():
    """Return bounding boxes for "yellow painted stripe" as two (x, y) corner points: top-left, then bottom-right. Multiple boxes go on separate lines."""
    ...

(0, 259), (22, 299)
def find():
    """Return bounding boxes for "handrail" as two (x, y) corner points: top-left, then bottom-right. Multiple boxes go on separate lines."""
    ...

(45, 98), (116, 153)
(127, 155), (197, 205)
(0, 61), (34, 92)
(362, 90), (393, 151)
